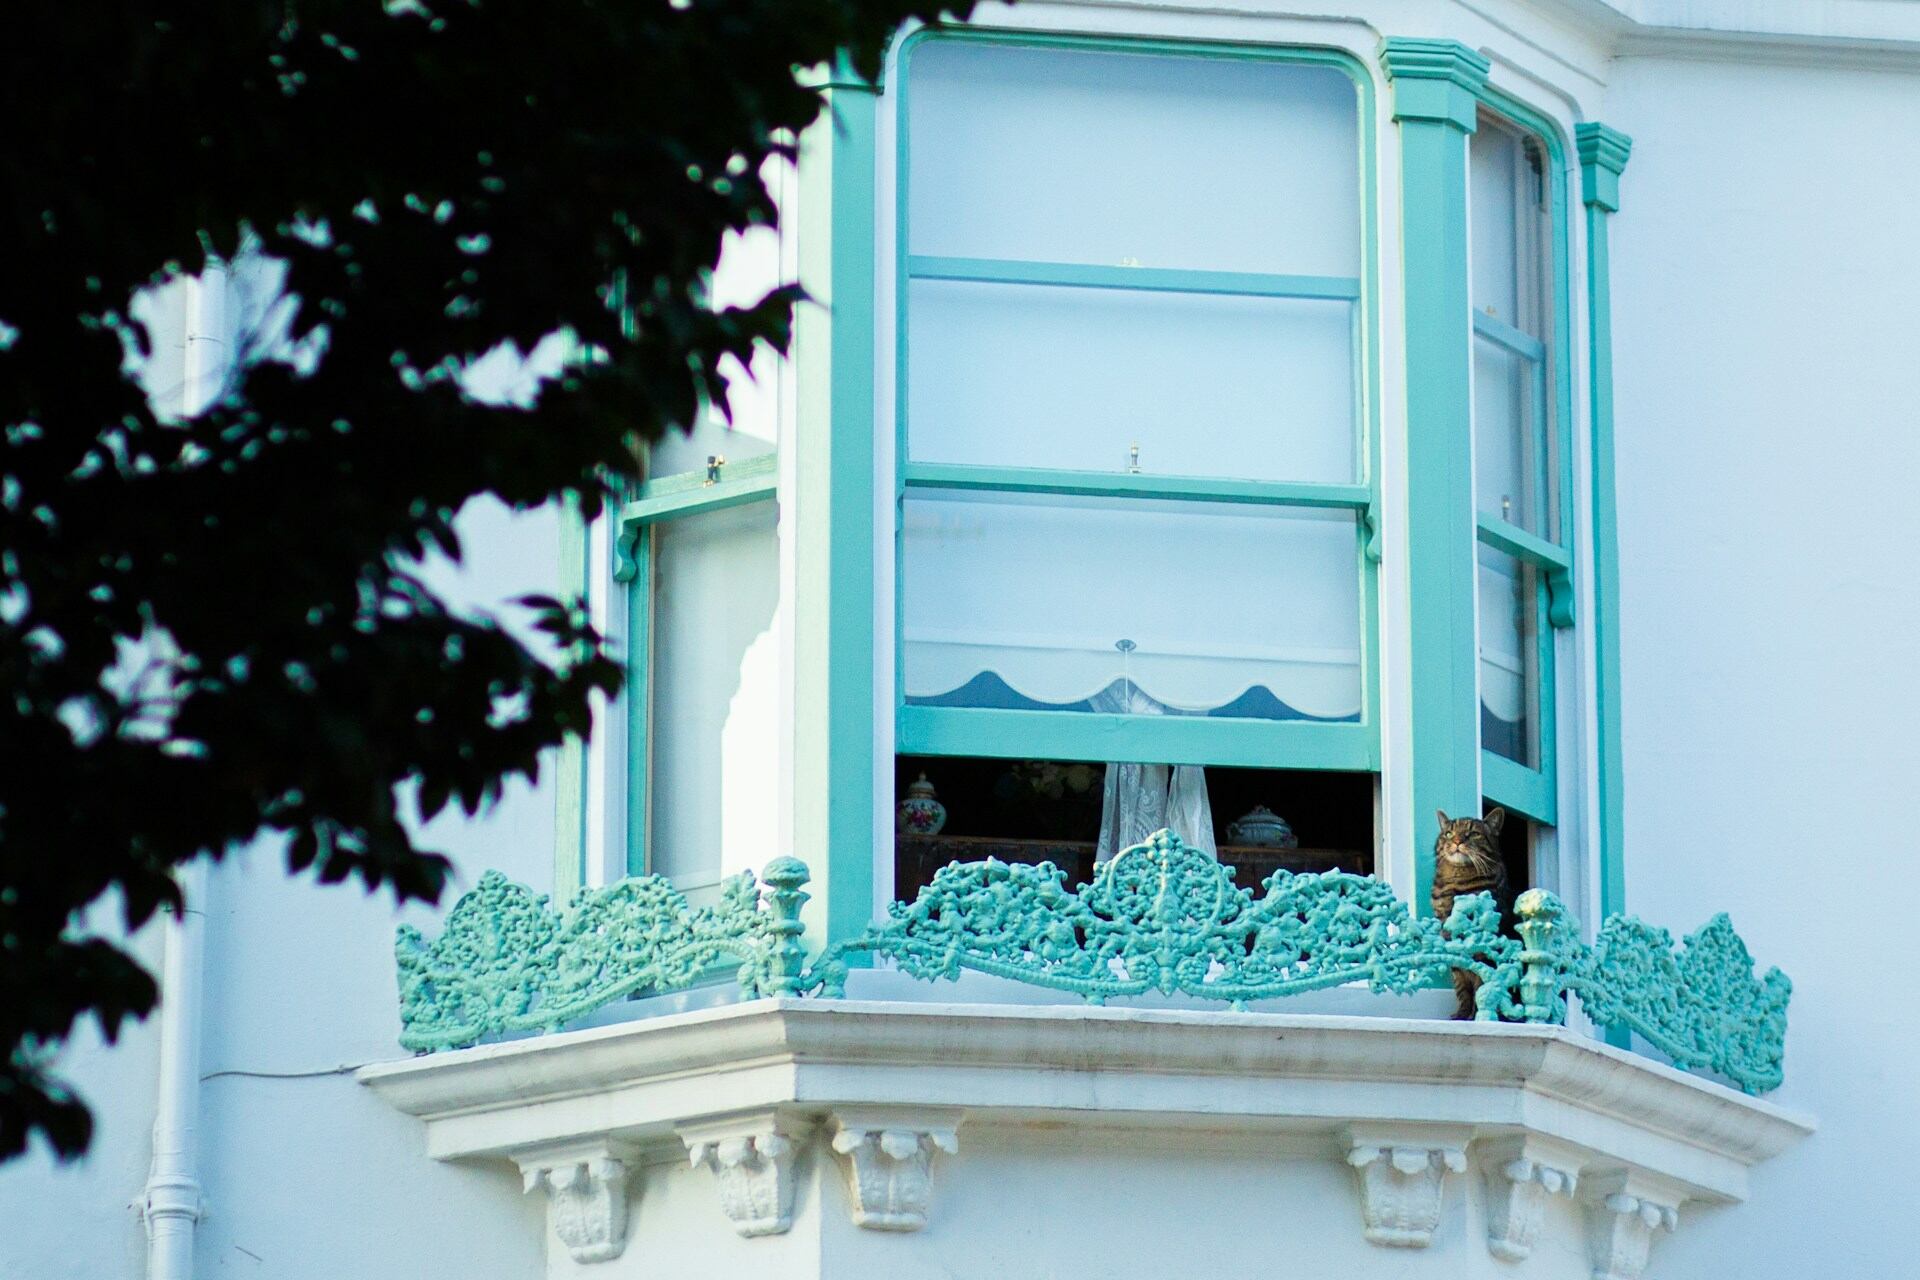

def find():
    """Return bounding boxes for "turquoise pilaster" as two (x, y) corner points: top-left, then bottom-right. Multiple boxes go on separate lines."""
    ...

(794, 68), (880, 948)
(1382, 38), (1490, 913)
(1576, 122), (1633, 928)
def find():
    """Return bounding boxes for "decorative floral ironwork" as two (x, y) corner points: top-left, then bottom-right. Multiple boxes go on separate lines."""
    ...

(394, 857), (812, 1053)
(1513, 891), (1791, 1094)
(392, 831), (1791, 1094)
(810, 830), (1523, 1015)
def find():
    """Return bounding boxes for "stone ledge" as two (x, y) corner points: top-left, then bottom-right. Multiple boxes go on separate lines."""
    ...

(362, 999), (1810, 1206)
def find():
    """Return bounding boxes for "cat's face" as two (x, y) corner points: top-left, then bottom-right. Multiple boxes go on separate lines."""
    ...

(1435, 808), (1505, 864)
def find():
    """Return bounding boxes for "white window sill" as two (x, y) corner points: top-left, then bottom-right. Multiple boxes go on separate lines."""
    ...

(361, 999), (1811, 1272)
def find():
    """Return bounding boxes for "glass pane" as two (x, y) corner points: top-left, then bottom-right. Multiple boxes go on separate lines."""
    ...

(648, 155), (791, 480)
(648, 502), (780, 884)
(1478, 544), (1541, 769)
(1470, 123), (1526, 328)
(903, 491), (1362, 721)
(908, 41), (1360, 278)
(909, 279), (1355, 483)
(1473, 333), (1544, 533)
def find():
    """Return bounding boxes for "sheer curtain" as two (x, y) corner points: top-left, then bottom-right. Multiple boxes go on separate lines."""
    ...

(1090, 683), (1217, 864)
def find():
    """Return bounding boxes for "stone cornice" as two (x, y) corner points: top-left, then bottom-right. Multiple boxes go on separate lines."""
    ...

(1380, 37), (1492, 131)
(361, 999), (1811, 1205)
(1577, 121), (1634, 212)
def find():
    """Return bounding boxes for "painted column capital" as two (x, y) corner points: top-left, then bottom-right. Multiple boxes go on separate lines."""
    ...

(1577, 122), (1634, 212)
(1380, 37), (1491, 131)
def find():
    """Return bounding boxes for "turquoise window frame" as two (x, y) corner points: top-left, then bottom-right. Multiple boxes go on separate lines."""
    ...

(1469, 88), (1578, 831)
(610, 452), (779, 879)
(891, 26), (1385, 777)
(1575, 123), (1633, 925)
(1386, 38), (1616, 917)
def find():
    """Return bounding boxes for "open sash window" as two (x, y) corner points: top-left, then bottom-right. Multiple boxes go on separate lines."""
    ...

(891, 33), (1380, 887)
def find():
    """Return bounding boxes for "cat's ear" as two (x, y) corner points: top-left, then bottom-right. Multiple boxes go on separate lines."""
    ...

(1483, 807), (1506, 836)
(1435, 809), (1452, 830)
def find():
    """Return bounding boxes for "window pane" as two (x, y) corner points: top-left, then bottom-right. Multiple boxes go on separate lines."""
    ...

(1473, 333), (1545, 533)
(908, 279), (1356, 484)
(648, 503), (780, 884)
(648, 155), (791, 480)
(1477, 544), (1541, 769)
(1470, 116), (1555, 540)
(1470, 124), (1526, 328)
(903, 491), (1362, 722)
(908, 42), (1360, 277)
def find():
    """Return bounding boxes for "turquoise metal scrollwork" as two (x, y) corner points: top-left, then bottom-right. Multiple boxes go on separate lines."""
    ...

(1512, 889), (1791, 1094)
(392, 831), (1790, 1094)
(810, 830), (1523, 1016)
(394, 856), (812, 1053)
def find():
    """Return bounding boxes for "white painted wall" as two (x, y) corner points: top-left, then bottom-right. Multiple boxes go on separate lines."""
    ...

(1605, 49), (1920, 1279)
(7, 6), (1919, 1279)
(0, 500), (558, 1279)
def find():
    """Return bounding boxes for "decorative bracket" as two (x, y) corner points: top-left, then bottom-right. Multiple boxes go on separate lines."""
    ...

(1345, 1127), (1472, 1248)
(680, 1112), (811, 1237)
(1546, 564), (1576, 629)
(516, 1145), (633, 1265)
(829, 1109), (962, 1232)
(1479, 1136), (1584, 1262)
(1585, 1171), (1683, 1280)
(611, 522), (642, 584)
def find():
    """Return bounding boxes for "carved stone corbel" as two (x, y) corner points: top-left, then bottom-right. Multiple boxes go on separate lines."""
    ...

(828, 1109), (962, 1232)
(1585, 1171), (1684, 1280)
(1345, 1126), (1473, 1248)
(515, 1145), (633, 1265)
(679, 1112), (812, 1237)
(1478, 1135), (1585, 1262)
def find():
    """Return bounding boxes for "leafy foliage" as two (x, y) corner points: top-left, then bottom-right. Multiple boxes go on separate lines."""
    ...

(0, 0), (967, 1160)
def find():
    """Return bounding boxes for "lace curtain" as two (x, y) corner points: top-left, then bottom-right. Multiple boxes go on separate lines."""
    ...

(1090, 683), (1217, 864)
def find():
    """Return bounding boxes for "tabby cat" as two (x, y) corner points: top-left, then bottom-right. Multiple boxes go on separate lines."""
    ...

(1431, 808), (1511, 1020)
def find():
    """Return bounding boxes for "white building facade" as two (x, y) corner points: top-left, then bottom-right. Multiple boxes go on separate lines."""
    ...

(7, 2), (1918, 1277)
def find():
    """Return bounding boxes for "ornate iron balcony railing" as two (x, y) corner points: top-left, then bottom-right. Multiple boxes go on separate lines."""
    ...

(392, 830), (1790, 1094)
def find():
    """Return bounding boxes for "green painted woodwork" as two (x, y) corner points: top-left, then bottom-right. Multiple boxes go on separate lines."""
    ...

(1471, 309), (1547, 363)
(1473, 85), (1578, 831)
(794, 77), (880, 947)
(609, 456), (778, 877)
(622, 522), (652, 877)
(554, 498), (592, 900)
(1475, 511), (1574, 573)
(903, 461), (1371, 510)
(615, 453), (778, 553)
(813, 829), (1519, 1013)
(1577, 122), (1632, 215)
(1514, 889), (1787, 1093)
(1383, 37), (1487, 912)
(1481, 748), (1556, 826)
(1385, 42), (1584, 874)
(1577, 121), (1633, 933)
(897, 705), (1377, 771)
(908, 254), (1361, 301)
(395, 838), (1791, 1094)
(393, 858), (813, 1053)
(1380, 38), (1489, 130)
(892, 28), (1385, 786)
(1477, 511), (1576, 630)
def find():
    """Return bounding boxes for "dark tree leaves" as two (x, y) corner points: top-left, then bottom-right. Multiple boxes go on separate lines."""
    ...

(0, 0), (970, 1160)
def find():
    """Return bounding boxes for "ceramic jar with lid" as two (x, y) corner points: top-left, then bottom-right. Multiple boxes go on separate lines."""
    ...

(1226, 805), (1297, 849)
(896, 773), (948, 835)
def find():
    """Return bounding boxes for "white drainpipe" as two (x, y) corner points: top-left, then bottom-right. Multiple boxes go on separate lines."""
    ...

(143, 267), (226, 1280)
(143, 857), (209, 1280)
